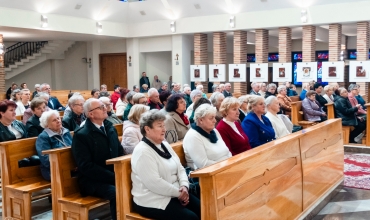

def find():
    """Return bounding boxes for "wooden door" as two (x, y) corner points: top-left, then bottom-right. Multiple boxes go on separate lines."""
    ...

(99, 53), (127, 90)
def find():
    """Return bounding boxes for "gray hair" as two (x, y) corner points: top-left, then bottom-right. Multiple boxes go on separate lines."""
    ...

(196, 84), (203, 90)
(209, 92), (224, 106)
(139, 109), (166, 136)
(11, 89), (21, 101)
(277, 85), (287, 93)
(194, 104), (217, 123)
(251, 82), (259, 88)
(148, 88), (158, 97)
(34, 84), (40, 89)
(212, 84), (219, 92)
(39, 110), (60, 128)
(35, 92), (49, 100)
(133, 93), (146, 104)
(183, 86), (191, 92)
(83, 98), (98, 117)
(338, 87), (347, 95)
(238, 95), (249, 105)
(190, 89), (202, 101)
(40, 83), (50, 91)
(133, 85), (140, 90)
(265, 96), (278, 107)
(348, 83), (359, 92)
(68, 94), (85, 107)
(219, 83), (225, 88)
(324, 85), (334, 93)
(267, 83), (277, 90)
(98, 96), (110, 104)
(126, 91), (137, 103)
(162, 82), (168, 86)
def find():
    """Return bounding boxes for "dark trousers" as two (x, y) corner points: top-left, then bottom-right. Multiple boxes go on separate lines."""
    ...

(350, 119), (366, 143)
(92, 184), (117, 220)
(134, 194), (200, 220)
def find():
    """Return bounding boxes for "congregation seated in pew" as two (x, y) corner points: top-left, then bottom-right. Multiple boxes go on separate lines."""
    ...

(131, 109), (201, 220)
(188, 97), (211, 123)
(348, 83), (367, 117)
(23, 92), (51, 124)
(265, 96), (292, 139)
(277, 85), (292, 116)
(99, 97), (122, 124)
(323, 84), (335, 104)
(41, 83), (65, 111)
(264, 83), (277, 99)
(36, 110), (72, 181)
(302, 91), (327, 122)
(165, 94), (190, 144)
(26, 97), (47, 137)
(62, 94), (86, 131)
(0, 100), (27, 141)
(185, 89), (202, 118)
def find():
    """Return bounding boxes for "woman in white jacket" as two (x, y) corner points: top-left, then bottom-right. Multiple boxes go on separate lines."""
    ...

(264, 96), (291, 139)
(121, 104), (149, 154)
(115, 89), (130, 116)
(131, 109), (200, 220)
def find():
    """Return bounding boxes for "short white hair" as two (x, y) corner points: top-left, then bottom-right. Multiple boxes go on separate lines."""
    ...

(148, 88), (158, 97)
(196, 85), (203, 90)
(39, 110), (60, 128)
(34, 84), (40, 89)
(251, 82), (259, 88)
(219, 84), (225, 88)
(183, 86), (191, 92)
(265, 96), (278, 107)
(68, 94), (85, 107)
(209, 92), (224, 106)
(40, 83), (50, 91)
(238, 95), (249, 105)
(277, 85), (287, 93)
(225, 83), (231, 87)
(190, 89), (202, 101)
(194, 104), (217, 123)
(99, 96), (110, 104)
(183, 84), (189, 88)
(84, 98), (99, 117)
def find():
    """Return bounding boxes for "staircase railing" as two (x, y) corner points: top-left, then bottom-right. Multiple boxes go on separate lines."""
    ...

(4, 41), (48, 68)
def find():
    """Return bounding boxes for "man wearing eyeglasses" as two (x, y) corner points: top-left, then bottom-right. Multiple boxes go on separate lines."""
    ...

(72, 98), (124, 220)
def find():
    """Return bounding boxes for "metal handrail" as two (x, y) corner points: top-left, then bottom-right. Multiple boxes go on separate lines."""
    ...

(4, 41), (48, 68)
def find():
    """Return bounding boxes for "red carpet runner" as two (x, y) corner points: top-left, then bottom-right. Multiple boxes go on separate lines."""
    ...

(344, 153), (370, 190)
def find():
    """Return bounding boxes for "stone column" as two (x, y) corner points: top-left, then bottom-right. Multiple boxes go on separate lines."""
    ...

(233, 31), (247, 94)
(278, 27), (292, 86)
(0, 34), (4, 94)
(302, 26), (316, 63)
(357, 21), (369, 98)
(194, 33), (208, 92)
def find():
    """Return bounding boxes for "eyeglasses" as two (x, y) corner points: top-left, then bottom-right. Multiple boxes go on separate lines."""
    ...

(89, 104), (106, 112)
(74, 103), (84, 107)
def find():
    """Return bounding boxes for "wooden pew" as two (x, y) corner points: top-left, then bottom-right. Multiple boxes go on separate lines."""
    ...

(325, 103), (351, 144)
(290, 95), (300, 102)
(15, 115), (23, 121)
(291, 101), (316, 128)
(0, 137), (51, 219)
(106, 141), (185, 220)
(114, 123), (123, 137)
(190, 119), (343, 219)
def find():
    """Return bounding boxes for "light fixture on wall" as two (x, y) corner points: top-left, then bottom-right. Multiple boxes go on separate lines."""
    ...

(175, 53), (179, 65)
(301, 9), (307, 23)
(230, 16), (235, 28)
(128, 56), (132, 67)
(82, 57), (92, 68)
(96, 22), (103, 33)
(170, 21), (176, 33)
(41, 15), (48, 28)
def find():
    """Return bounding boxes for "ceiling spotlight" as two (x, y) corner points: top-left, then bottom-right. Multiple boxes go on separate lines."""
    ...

(230, 16), (235, 28)
(301, 9), (307, 23)
(41, 15), (48, 28)
(170, 21), (176, 33)
(96, 22), (102, 33)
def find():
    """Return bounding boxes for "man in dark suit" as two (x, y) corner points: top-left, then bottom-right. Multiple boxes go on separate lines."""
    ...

(72, 98), (124, 220)
(40, 83), (65, 110)
(249, 82), (261, 96)
(147, 88), (163, 110)
(139, 72), (150, 89)
(223, 83), (233, 97)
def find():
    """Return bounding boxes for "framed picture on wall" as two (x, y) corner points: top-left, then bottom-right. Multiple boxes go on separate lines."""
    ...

(209, 64), (226, 82)
(190, 65), (206, 82)
(228, 64), (247, 82)
(250, 63), (268, 82)
(272, 63), (292, 82)
(321, 61), (344, 82)
(349, 61), (370, 82)
(296, 62), (317, 82)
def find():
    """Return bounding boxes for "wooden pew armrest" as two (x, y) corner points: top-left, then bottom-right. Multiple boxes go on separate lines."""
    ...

(106, 155), (132, 165)
(298, 121), (315, 125)
(42, 146), (71, 155)
(325, 103), (334, 106)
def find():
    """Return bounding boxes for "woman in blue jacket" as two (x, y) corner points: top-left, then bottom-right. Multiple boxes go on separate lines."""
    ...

(241, 95), (275, 148)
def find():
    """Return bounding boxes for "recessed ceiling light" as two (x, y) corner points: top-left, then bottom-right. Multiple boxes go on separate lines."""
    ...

(194, 4), (201, 9)
(140, 11), (146, 15)
(75, 4), (82, 10)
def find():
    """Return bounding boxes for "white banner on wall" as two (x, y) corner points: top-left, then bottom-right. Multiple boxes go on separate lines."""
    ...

(349, 61), (370, 82)
(250, 63), (268, 82)
(209, 64), (226, 82)
(296, 62), (318, 82)
(321, 61), (345, 82)
(228, 64), (247, 82)
(272, 63), (292, 82)
(190, 65), (206, 82)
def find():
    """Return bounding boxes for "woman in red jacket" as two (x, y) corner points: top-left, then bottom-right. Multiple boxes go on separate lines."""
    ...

(216, 97), (251, 155)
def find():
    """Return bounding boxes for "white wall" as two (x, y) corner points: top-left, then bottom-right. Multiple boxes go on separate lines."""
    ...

(142, 52), (172, 84)
(139, 36), (172, 53)
(100, 39), (127, 54)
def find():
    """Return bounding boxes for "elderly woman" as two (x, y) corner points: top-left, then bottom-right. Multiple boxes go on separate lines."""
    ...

(264, 83), (277, 99)
(302, 91), (327, 122)
(121, 104), (149, 154)
(335, 87), (366, 143)
(122, 91), (137, 120)
(348, 84), (367, 116)
(185, 89), (202, 117)
(131, 110), (200, 220)
(91, 89), (100, 99)
(241, 95), (275, 148)
(189, 97), (211, 124)
(11, 88), (21, 102)
(140, 84), (149, 93)
(26, 98), (47, 137)
(212, 84), (220, 93)
(216, 97), (251, 155)
(323, 85), (335, 104)
(277, 85), (292, 116)
(265, 96), (291, 139)
(238, 95), (249, 122)
(36, 110), (72, 181)
(62, 94), (86, 131)
(23, 92), (50, 124)
(116, 89), (130, 116)
(209, 92), (225, 126)
(196, 84), (207, 98)
(99, 97), (122, 124)
(0, 100), (27, 141)
(164, 94), (190, 144)
(183, 104), (231, 170)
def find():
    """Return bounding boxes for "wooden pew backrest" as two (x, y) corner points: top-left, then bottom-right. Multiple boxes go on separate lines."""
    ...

(290, 95), (300, 102)
(114, 123), (123, 137)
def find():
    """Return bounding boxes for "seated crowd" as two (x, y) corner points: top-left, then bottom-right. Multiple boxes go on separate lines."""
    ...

(1, 78), (366, 219)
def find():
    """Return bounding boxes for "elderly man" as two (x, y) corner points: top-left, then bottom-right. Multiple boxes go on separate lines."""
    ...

(171, 82), (181, 94)
(158, 82), (168, 94)
(259, 83), (267, 97)
(62, 94), (86, 131)
(210, 92), (225, 126)
(140, 72), (150, 89)
(196, 84), (207, 98)
(32, 84), (41, 99)
(147, 88), (163, 110)
(250, 82), (261, 96)
(99, 97), (122, 124)
(133, 85), (140, 93)
(223, 83), (232, 97)
(23, 92), (51, 124)
(183, 86), (192, 108)
(72, 98), (124, 220)
(151, 75), (161, 90)
(40, 83), (65, 111)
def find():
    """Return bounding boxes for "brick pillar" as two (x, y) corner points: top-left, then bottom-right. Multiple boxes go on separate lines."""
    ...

(213, 32), (226, 88)
(0, 35), (4, 94)
(329, 24), (342, 62)
(356, 21), (369, 99)
(255, 29), (269, 63)
(302, 26), (316, 63)
(194, 33), (208, 92)
(278, 27), (292, 86)
(233, 31), (247, 94)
